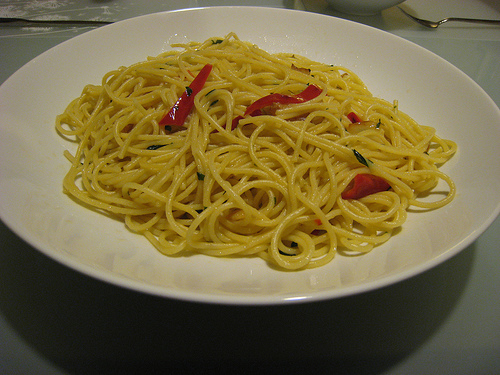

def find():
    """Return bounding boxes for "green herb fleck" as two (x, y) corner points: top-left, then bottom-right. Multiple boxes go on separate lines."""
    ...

(353, 149), (371, 167)
(205, 89), (216, 96)
(290, 241), (298, 248)
(376, 119), (382, 128)
(147, 144), (166, 150)
(212, 39), (223, 44)
(210, 100), (219, 107)
(185, 86), (193, 96)
(197, 172), (205, 181)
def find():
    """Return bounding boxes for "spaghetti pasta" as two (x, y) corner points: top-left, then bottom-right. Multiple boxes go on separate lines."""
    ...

(56, 33), (456, 270)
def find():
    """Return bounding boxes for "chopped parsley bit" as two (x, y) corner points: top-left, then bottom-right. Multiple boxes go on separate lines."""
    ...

(273, 196), (277, 205)
(353, 149), (372, 167)
(290, 241), (298, 248)
(210, 100), (219, 107)
(205, 89), (216, 96)
(376, 119), (382, 128)
(197, 172), (205, 181)
(185, 86), (193, 96)
(212, 39), (223, 44)
(147, 144), (166, 150)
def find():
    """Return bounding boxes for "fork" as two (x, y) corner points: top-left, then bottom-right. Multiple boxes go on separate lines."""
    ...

(398, 7), (500, 28)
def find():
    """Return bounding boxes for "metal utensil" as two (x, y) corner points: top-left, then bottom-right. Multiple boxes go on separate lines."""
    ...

(398, 7), (500, 28)
(0, 17), (112, 27)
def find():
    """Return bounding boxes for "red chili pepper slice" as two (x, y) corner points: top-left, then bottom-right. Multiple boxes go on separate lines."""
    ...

(231, 115), (244, 130)
(243, 84), (322, 116)
(347, 111), (361, 123)
(159, 63), (213, 127)
(341, 173), (391, 200)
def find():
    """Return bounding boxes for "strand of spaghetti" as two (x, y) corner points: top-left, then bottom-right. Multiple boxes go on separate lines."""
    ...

(406, 169), (456, 208)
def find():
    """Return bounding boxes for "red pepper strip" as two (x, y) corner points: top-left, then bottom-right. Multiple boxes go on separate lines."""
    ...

(347, 111), (361, 123)
(341, 173), (391, 200)
(159, 64), (213, 127)
(231, 115), (244, 130)
(314, 218), (322, 225)
(243, 84), (322, 116)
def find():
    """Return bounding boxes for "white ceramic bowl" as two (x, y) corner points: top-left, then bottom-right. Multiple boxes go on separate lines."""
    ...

(326, 0), (405, 15)
(1, 7), (499, 305)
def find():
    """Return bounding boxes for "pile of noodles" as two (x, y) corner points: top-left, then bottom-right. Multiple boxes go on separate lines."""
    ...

(56, 33), (456, 270)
